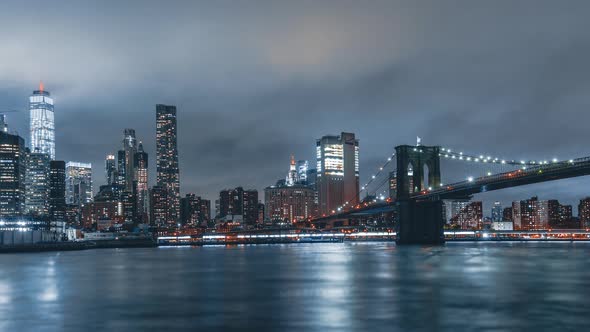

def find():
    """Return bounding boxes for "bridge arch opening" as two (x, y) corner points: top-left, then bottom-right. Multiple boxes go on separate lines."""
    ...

(423, 163), (430, 189)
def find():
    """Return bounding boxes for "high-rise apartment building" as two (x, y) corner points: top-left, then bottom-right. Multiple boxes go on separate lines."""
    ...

(65, 162), (93, 207)
(443, 199), (470, 224)
(316, 132), (359, 215)
(25, 152), (51, 216)
(156, 104), (180, 224)
(29, 82), (55, 160)
(512, 196), (570, 230)
(579, 197), (590, 228)
(449, 201), (483, 229)
(0, 130), (26, 217)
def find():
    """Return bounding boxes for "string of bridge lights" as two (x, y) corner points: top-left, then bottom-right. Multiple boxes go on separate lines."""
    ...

(439, 147), (560, 167)
(334, 152), (396, 214)
(359, 152), (396, 194)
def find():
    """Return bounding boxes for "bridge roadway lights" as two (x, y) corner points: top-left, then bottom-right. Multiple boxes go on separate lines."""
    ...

(396, 199), (445, 245)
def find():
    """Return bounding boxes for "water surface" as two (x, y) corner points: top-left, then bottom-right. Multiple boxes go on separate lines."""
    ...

(1, 242), (589, 331)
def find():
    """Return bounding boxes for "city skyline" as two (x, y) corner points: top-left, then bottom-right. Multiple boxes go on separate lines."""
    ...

(2, 1), (590, 214)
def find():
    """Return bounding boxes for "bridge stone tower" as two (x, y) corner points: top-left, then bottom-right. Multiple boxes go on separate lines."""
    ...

(395, 145), (445, 245)
(395, 145), (441, 199)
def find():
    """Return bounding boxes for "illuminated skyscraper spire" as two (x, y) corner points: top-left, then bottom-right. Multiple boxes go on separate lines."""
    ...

(286, 155), (298, 186)
(29, 82), (55, 159)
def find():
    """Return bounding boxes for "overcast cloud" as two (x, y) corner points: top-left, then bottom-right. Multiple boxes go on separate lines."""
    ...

(2, 0), (590, 214)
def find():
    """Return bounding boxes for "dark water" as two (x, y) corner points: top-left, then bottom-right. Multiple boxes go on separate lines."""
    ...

(1, 242), (589, 331)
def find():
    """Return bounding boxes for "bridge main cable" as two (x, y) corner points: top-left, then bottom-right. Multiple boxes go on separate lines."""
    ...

(439, 147), (559, 167)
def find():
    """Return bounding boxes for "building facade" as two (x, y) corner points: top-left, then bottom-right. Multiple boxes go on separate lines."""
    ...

(105, 154), (116, 185)
(491, 201), (502, 222)
(156, 104), (180, 224)
(134, 142), (149, 223)
(0, 131), (26, 217)
(449, 201), (483, 229)
(81, 201), (120, 229)
(149, 186), (167, 226)
(579, 197), (590, 228)
(512, 196), (571, 230)
(29, 83), (55, 160)
(297, 160), (309, 184)
(49, 160), (66, 222)
(65, 162), (93, 207)
(264, 185), (317, 223)
(180, 194), (211, 226)
(218, 187), (259, 225)
(25, 152), (51, 216)
(123, 128), (137, 192)
(502, 207), (513, 222)
(316, 132), (359, 215)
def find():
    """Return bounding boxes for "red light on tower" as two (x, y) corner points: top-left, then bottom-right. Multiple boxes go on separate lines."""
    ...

(39, 81), (44, 92)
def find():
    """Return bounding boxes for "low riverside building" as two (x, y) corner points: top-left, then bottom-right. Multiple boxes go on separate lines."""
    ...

(0, 219), (62, 245)
(491, 221), (514, 231)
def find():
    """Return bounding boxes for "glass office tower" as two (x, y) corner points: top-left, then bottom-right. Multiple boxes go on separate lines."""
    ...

(29, 82), (55, 160)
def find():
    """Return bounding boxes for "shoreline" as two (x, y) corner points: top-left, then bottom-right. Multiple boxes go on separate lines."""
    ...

(2, 237), (590, 253)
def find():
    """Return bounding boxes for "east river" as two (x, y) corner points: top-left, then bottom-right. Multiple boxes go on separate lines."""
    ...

(1, 242), (589, 331)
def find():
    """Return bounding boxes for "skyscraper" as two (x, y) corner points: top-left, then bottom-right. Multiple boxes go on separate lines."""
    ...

(123, 128), (137, 192)
(116, 150), (126, 187)
(29, 82), (55, 160)
(105, 154), (116, 185)
(25, 152), (51, 216)
(0, 130), (26, 217)
(66, 162), (93, 207)
(156, 104), (180, 224)
(49, 160), (66, 222)
(135, 142), (149, 222)
(316, 132), (359, 215)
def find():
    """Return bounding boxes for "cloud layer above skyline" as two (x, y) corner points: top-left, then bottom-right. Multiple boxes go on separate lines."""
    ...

(2, 0), (590, 213)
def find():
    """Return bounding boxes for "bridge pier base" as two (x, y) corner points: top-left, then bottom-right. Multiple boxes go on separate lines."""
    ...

(396, 199), (445, 245)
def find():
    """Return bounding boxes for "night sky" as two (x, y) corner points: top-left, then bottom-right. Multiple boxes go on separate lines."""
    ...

(2, 0), (590, 214)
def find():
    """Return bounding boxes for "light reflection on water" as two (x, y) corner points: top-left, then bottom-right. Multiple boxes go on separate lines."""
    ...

(0, 242), (589, 331)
